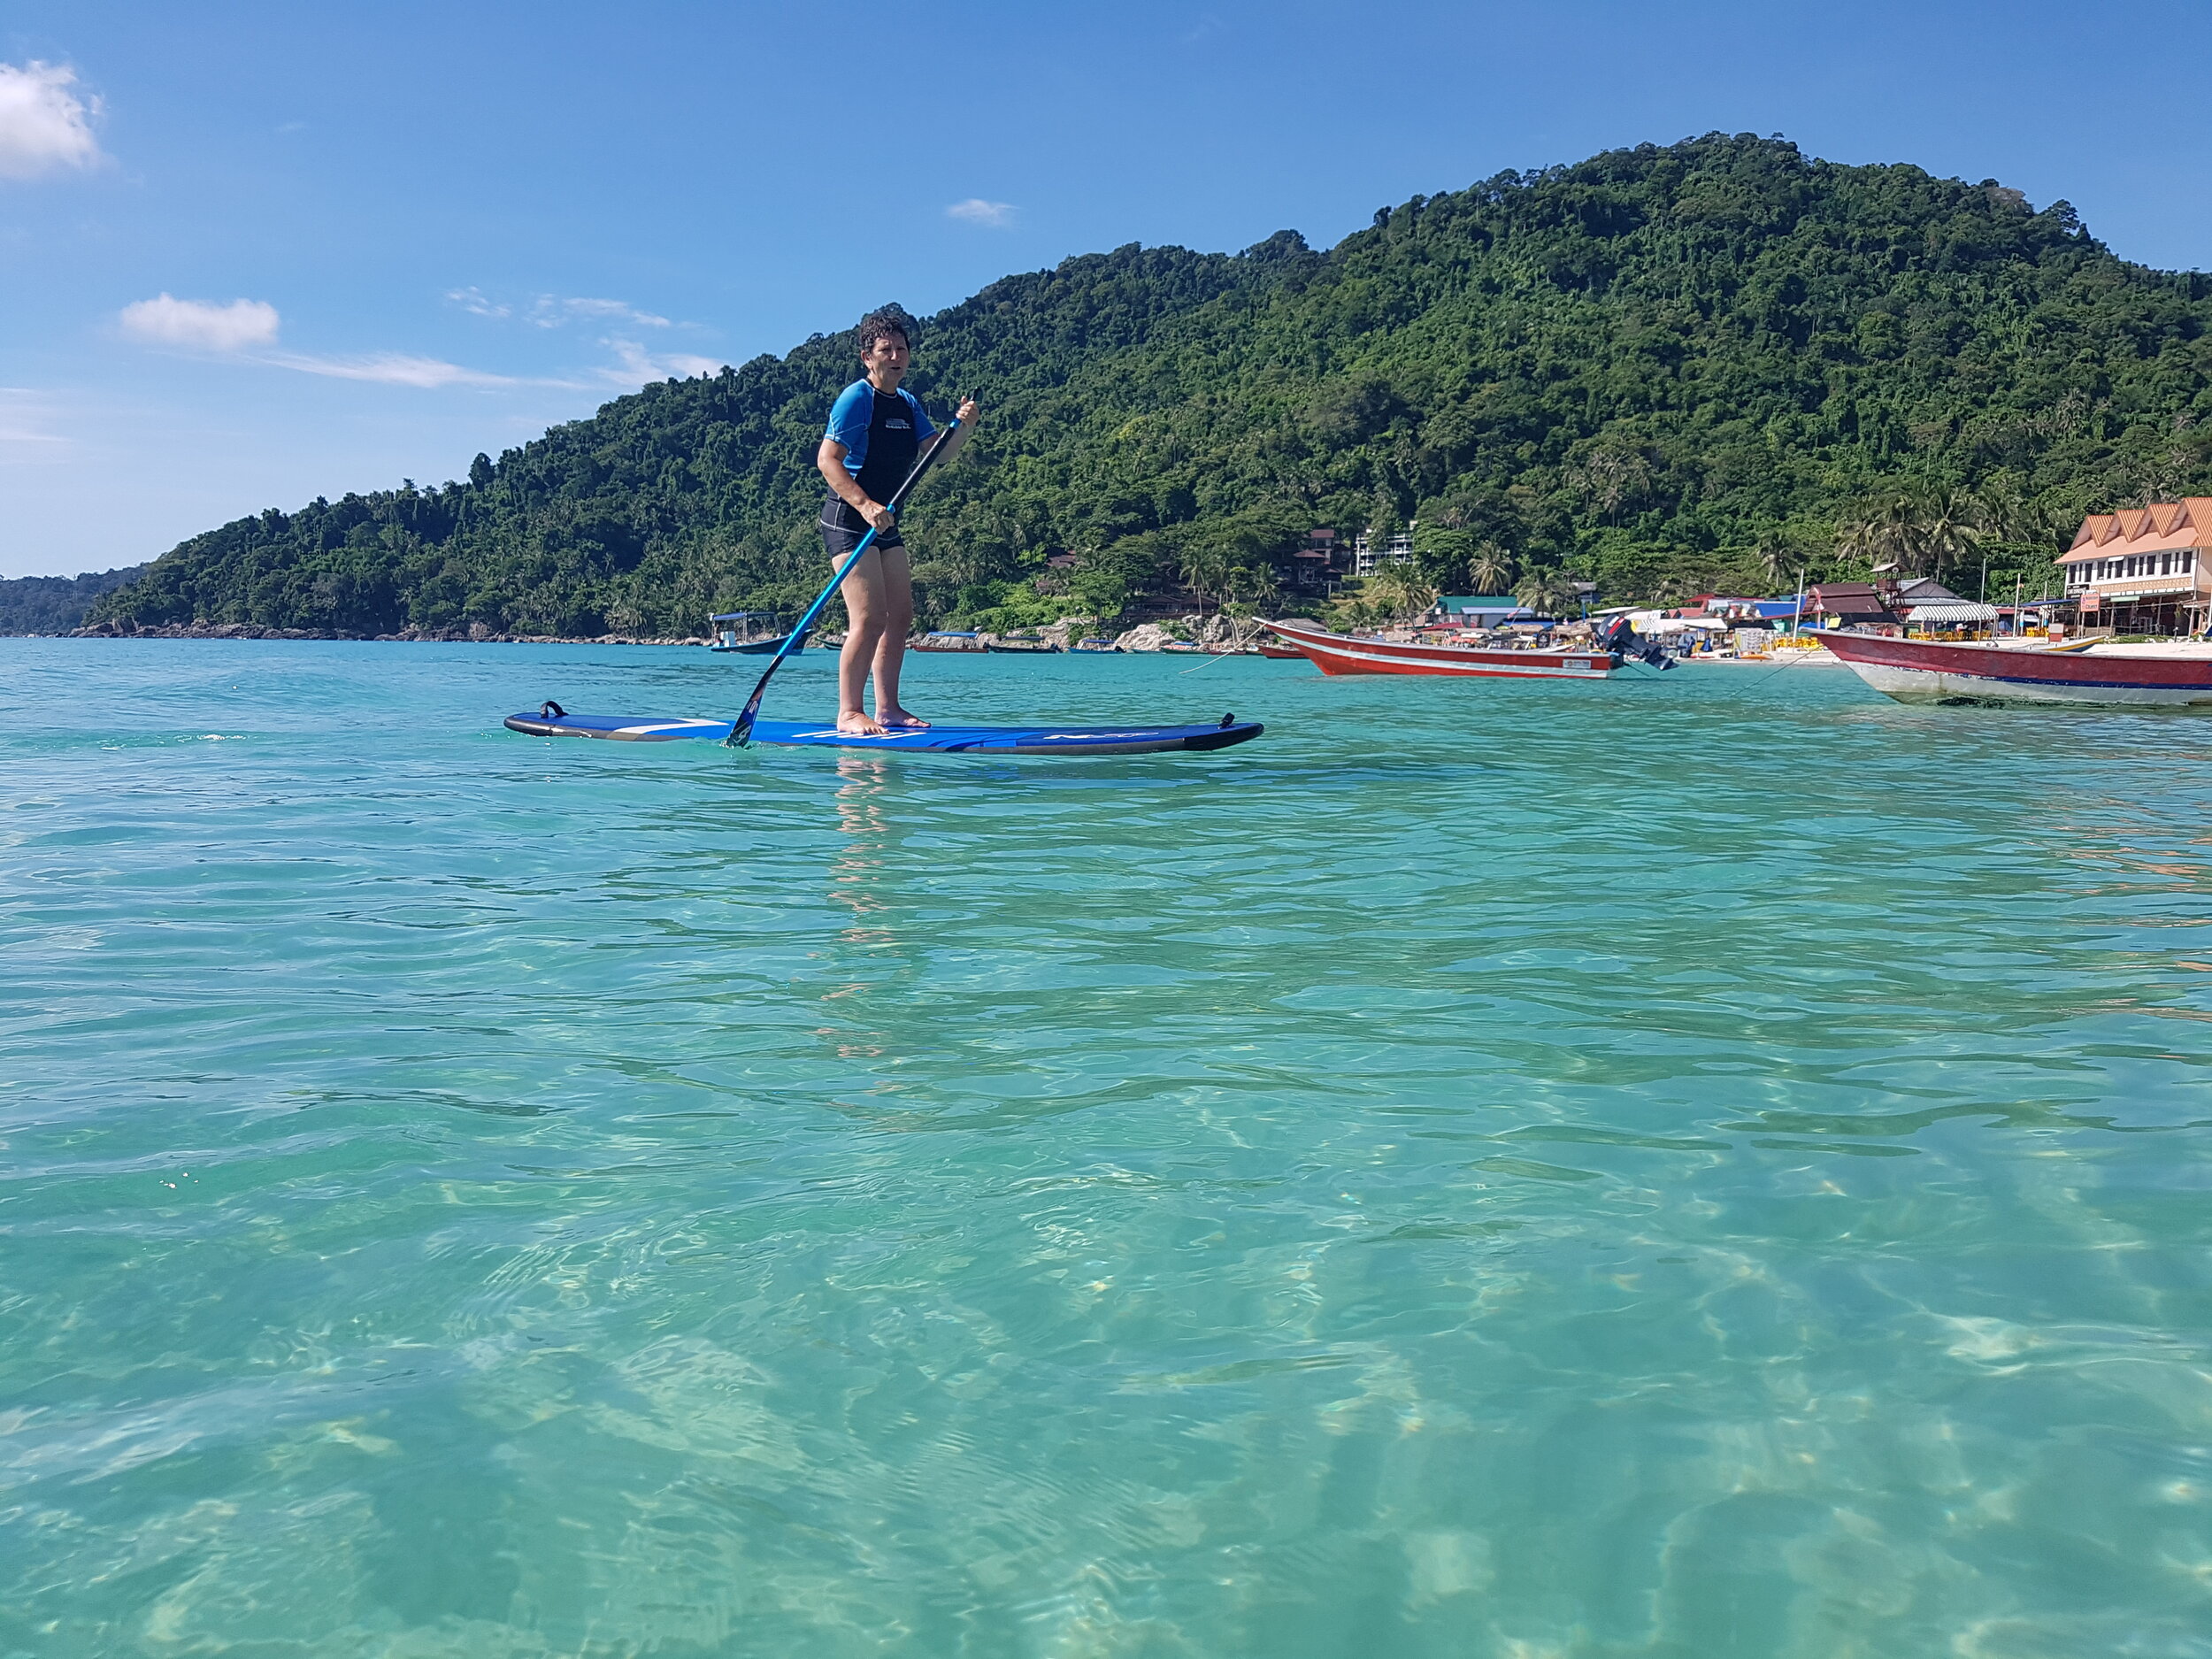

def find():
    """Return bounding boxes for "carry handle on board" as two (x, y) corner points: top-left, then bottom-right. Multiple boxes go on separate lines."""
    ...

(726, 415), (964, 748)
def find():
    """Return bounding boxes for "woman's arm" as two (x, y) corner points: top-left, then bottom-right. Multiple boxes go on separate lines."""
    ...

(818, 398), (983, 530)
(933, 397), (981, 462)
(817, 440), (893, 531)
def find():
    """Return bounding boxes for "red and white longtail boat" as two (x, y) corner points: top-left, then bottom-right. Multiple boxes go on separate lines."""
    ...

(1809, 628), (2212, 708)
(1263, 618), (1625, 680)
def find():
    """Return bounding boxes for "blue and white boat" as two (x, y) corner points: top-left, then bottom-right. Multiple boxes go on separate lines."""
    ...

(709, 612), (801, 655)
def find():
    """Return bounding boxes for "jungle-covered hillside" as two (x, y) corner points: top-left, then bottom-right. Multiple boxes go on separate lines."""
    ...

(88, 133), (2212, 636)
(4, 565), (149, 635)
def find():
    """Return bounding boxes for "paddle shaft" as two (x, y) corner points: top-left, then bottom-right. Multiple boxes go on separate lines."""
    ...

(726, 416), (962, 746)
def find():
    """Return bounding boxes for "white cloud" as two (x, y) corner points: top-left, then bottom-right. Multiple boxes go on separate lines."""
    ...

(445, 286), (511, 319)
(119, 296), (521, 388)
(534, 295), (670, 328)
(0, 388), (66, 459)
(119, 294), (281, 351)
(449, 289), (680, 329)
(602, 338), (722, 384)
(0, 61), (104, 180)
(266, 352), (519, 388)
(122, 291), (695, 391)
(946, 198), (1016, 228)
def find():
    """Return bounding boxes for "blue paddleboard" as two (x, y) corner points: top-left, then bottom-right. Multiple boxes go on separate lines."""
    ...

(503, 705), (1263, 755)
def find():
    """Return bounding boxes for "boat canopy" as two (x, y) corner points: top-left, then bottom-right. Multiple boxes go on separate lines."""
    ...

(1905, 602), (2001, 623)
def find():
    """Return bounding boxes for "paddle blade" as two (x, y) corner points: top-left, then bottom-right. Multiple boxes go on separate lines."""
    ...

(725, 676), (772, 748)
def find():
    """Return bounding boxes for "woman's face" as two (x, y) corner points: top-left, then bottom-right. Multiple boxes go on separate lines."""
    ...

(862, 333), (909, 385)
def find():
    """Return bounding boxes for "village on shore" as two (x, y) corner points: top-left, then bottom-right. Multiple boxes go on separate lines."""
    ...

(58, 498), (2212, 667)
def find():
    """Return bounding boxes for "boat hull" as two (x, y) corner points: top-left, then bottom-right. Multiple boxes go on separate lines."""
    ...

(1263, 619), (1616, 679)
(1809, 629), (2212, 708)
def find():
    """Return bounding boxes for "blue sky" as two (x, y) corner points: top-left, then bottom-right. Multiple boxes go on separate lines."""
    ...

(3, 0), (2208, 579)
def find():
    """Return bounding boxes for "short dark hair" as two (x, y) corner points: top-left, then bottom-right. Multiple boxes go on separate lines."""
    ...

(856, 304), (916, 355)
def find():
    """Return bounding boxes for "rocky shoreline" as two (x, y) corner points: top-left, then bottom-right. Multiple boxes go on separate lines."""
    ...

(60, 612), (1282, 650)
(65, 620), (715, 645)
(1041, 613), (1272, 652)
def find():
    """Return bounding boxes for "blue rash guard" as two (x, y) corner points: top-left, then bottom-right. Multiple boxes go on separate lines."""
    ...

(822, 380), (934, 540)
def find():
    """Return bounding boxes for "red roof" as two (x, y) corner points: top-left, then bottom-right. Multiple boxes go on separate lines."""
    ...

(2066, 498), (2212, 562)
(1807, 582), (1889, 616)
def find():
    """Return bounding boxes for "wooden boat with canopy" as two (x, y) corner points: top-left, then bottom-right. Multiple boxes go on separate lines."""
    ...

(1262, 618), (1629, 680)
(709, 612), (803, 655)
(1810, 628), (2212, 707)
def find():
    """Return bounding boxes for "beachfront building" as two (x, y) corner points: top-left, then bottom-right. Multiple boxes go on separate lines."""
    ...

(1699, 595), (1808, 623)
(1892, 577), (1964, 609)
(2062, 501), (2212, 634)
(1803, 581), (1893, 627)
(1879, 576), (1999, 634)
(1431, 595), (1532, 626)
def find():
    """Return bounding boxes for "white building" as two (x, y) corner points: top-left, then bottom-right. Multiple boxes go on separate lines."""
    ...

(1352, 526), (1416, 577)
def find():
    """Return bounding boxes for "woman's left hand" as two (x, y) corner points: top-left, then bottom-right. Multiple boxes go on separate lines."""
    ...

(956, 396), (981, 425)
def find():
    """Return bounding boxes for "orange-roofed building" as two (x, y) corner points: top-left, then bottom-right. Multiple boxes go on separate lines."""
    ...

(2062, 500), (2212, 634)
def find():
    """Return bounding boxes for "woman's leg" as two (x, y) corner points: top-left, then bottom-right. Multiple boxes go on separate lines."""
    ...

(871, 545), (926, 726)
(834, 546), (890, 734)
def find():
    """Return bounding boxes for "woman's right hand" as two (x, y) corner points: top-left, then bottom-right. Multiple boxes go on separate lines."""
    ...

(864, 502), (895, 533)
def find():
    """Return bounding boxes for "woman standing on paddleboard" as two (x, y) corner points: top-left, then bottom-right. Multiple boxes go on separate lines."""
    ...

(817, 305), (980, 735)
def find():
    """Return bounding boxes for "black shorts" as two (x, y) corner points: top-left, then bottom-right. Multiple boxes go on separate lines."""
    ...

(820, 499), (903, 559)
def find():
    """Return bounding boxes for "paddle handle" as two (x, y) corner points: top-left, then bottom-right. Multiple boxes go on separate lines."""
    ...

(726, 416), (963, 747)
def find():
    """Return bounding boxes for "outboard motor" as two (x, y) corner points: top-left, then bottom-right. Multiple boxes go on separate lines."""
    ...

(1597, 615), (1674, 670)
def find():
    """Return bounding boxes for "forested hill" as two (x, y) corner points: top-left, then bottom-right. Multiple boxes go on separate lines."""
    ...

(89, 134), (2212, 636)
(3, 565), (149, 634)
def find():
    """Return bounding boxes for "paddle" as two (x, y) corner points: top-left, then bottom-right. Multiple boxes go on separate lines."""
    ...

(725, 415), (962, 748)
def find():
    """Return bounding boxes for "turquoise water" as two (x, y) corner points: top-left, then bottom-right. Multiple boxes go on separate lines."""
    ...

(4, 638), (2211, 1657)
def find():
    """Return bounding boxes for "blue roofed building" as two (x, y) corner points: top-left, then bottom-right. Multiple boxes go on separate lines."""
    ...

(1432, 595), (1532, 626)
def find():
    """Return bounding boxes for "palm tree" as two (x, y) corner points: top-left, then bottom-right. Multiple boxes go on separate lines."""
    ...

(1466, 541), (1517, 595)
(1179, 544), (1229, 616)
(1365, 561), (1439, 623)
(1512, 566), (1580, 618)
(1972, 479), (2069, 572)
(1833, 506), (1884, 574)
(1225, 561), (1280, 614)
(1914, 485), (1983, 587)
(1327, 595), (1382, 633)
(1567, 444), (1652, 524)
(1754, 531), (1793, 589)
(1835, 485), (1984, 583)
(1836, 491), (1914, 574)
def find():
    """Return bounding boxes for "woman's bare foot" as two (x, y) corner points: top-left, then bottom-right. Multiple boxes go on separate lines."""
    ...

(837, 709), (888, 735)
(877, 708), (931, 729)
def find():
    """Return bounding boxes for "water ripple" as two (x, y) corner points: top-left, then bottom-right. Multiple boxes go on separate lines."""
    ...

(4, 640), (2210, 1655)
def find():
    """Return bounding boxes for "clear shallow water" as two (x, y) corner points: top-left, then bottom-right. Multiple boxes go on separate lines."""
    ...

(4, 637), (2211, 1658)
